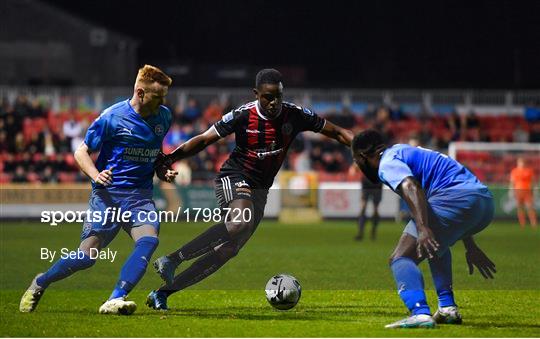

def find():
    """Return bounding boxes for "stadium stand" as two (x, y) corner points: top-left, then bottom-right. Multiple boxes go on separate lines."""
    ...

(1, 90), (539, 185)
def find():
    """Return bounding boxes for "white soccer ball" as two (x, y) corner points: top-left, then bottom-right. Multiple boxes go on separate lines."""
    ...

(265, 274), (301, 310)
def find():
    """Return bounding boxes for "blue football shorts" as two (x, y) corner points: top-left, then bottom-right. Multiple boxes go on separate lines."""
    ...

(80, 188), (160, 247)
(404, 187), (494, 255)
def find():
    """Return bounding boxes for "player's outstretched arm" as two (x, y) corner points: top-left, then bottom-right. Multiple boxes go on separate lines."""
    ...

(169, 126), (221, 163)
(463, 236), (496, 279)
(398, 176), (440, 259)
(320, 121), (354, 146)
(154, 151), (178, 183)
(74, 142), (113, 185)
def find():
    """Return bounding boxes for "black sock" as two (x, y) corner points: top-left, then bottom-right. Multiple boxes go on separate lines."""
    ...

(160, 250), (228, 296)
(371, 215), (380, 239)
(167, 222), (231, 263)
(358, 215), (366, 237)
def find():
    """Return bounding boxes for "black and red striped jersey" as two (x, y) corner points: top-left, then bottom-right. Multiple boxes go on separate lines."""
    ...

(212, 101), (326, 189)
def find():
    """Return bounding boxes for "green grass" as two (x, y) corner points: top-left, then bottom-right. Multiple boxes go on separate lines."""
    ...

(1, 220), (539, 337)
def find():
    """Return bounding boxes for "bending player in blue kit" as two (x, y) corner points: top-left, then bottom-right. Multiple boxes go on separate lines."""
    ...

(20, 65), (177, 314)
(352, 129), (496, 328)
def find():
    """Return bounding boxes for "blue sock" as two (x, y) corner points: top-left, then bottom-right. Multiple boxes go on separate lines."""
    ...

(429, 249), (456, 307)
(390, 257), (431, 315)
(36, 250), (96, 288)
(109, 236), (159, 300)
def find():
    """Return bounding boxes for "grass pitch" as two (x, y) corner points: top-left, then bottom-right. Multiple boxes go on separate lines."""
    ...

(1, 220), (539, 337)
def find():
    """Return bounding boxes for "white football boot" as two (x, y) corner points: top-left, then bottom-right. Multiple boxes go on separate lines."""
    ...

(99, 297), (137, 315)
(385, 314), (436, 328)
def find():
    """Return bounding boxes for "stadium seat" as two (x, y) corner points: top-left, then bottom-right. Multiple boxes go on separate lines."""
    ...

(58, 172), (76, 183)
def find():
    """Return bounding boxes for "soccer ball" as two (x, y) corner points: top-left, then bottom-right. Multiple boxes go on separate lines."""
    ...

(265, 274), (301, 310)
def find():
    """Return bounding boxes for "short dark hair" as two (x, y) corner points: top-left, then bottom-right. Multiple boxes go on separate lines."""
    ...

(255, 68), (282, 88)
(352, 129), (387, 155)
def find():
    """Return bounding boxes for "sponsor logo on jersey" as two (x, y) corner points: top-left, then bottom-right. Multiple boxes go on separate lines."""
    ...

(122, 147), (160, 162)
(246, 129), (261, 134)
(254, 148), (284, 160)
(235, 180), (250, 188)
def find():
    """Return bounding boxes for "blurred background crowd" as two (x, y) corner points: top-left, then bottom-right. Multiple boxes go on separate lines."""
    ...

(1, 92), (539, 185)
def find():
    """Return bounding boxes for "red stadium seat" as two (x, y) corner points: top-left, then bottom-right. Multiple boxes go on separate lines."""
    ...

(0, 173), (12, 183)
(58, 172), (76, 183)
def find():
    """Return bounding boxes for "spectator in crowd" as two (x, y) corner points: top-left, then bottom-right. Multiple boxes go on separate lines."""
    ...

(4, 114), (20, 141)
(164, 123), (191, 150)
(434, 131), (452, 151)
(465, 110), (480, 129)
(62, 113), (83, 152)
(182, 98), (202, 123)
(0, 97), (10, 116)
(529, 122), (540, 143)
(40, 165), (58, 184)
(373, 106), (395, 143)
(14, 132), (26, 154)
(29, 99), (46, 118)
(0, 130), (11, 153)
(14, 95), (31, 118)
(43, 128), (56, 156)
(418, 121), (434, 147)
(27, 132), (45, 154)
(309, 145), (323, 171)
(513, 125), (529, 143)
(446, 111), (463, 141)
(524, 101), (540, 122)
(202, 99), (223, 125)
(389, 104), (407, 121)
(12, 165), (27, 183)
(467, 127), (490, 142)
(53, 130), (72, 154)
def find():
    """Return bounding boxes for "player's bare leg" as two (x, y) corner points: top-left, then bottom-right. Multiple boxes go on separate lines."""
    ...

(516, 203), (527, 229)
(20, 235), (101, 312)
(524, 202), (538, 229)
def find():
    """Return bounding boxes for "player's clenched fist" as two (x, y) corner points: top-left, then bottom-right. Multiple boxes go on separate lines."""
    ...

(155, 151), (178, 183)
(94, 168), (113, 186)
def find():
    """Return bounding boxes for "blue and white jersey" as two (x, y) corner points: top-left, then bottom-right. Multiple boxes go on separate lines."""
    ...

(378, 144), (487, 198)
(84, 99), (172, 190)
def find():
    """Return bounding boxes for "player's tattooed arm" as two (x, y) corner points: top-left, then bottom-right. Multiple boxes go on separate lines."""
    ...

(398, 176), (440, 259)
(74, 142), (113, 185)
(463, 236), (496, 279)
(320, 121), (354, 146)
(169, 126), (221, 163)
